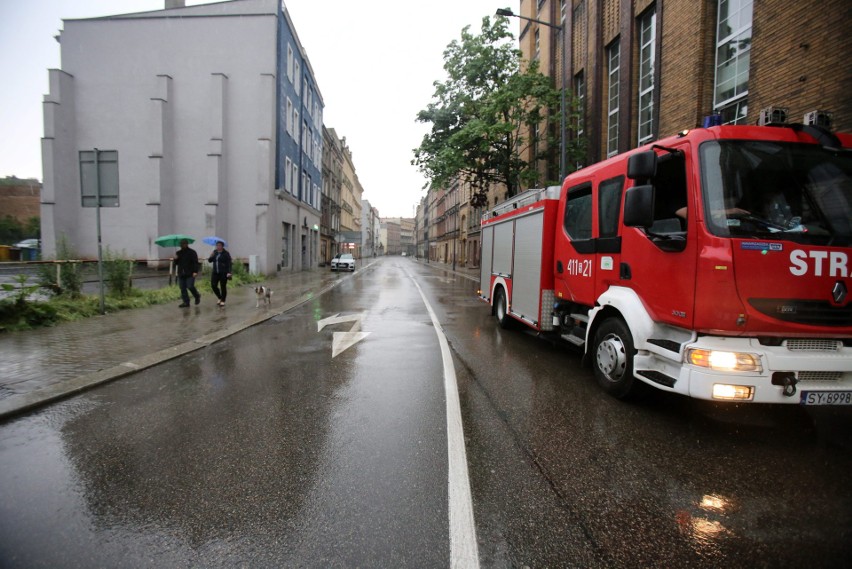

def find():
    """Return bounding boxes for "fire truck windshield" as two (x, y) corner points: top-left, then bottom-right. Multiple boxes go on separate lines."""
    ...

(699, 140), (852, 246)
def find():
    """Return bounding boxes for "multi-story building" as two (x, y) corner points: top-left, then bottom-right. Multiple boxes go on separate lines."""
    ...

(415, 198), (427, 259)
(338, 135), (363, 258)
(41, 0), (323, 274)
(428, 178), (464, 267)
(321, 126), (343, 265)
(418, 176), (493, 268)
(380, 219), (401, 255)
(399, 217), (415, 256)
(511, 0), (851, 176)
(381, 217), (414, 256)
(361, 200), (382, 258)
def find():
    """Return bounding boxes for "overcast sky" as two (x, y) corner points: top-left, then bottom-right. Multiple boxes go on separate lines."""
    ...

(0, 0), (519, 218)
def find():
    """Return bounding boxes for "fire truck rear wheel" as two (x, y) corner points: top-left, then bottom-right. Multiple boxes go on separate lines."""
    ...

(593, 318), (638, 399)
(494, 287), (514, 330)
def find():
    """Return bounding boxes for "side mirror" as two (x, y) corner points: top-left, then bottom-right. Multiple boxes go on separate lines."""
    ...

(624, 185), (655, 228)
(627, 150), (657, 181)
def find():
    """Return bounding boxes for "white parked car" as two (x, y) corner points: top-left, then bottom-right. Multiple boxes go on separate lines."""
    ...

(14, 238), (40, 249)
(330, 253), (355, 272)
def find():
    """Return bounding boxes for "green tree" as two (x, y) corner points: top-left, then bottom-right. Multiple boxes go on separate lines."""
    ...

(413, 16), (581, 206)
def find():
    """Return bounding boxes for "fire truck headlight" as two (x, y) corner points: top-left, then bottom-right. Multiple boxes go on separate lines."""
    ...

(686, 349), (762, 373)
(711, 384), (754, 401)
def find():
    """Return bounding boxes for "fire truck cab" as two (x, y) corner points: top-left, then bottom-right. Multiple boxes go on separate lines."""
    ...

(480, 124), (852, 404)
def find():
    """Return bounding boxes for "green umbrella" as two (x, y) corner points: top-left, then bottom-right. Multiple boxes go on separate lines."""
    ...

(155, 234), (195, 247)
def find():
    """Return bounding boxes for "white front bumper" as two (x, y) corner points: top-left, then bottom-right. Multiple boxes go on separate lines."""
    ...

(678, 336), (852, 404)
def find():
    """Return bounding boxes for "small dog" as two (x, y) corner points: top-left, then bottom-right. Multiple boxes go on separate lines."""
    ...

(254, 285), (273, 308)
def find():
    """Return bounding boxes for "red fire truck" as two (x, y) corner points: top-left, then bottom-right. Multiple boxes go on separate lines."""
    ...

(479, 123), (852, 404)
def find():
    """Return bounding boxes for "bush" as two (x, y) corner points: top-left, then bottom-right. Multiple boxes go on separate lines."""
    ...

(0, 298), (59, 331)
(231, 258), (263, 284)
(50, 235), (83, 297)
(103, 247), (133, 297)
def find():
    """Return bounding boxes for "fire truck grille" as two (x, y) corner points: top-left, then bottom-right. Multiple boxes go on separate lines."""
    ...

(748, 299), (852, 327)
(785, 339), (841, 352)
(798, 371), (842, 382)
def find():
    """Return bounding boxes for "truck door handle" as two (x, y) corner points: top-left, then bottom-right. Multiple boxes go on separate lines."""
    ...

(556, 260), (564, 273)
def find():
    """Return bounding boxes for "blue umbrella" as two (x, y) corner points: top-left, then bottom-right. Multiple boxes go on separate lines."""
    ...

(202, 236), (227, 247)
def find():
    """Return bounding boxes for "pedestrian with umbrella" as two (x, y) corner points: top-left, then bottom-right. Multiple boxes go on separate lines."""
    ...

(205, 237), (232, 307)
(173, 238), (201, 307)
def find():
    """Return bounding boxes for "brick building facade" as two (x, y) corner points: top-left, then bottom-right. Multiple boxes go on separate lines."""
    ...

(514, 0), (851, 174)
(0, 180), (41, 225)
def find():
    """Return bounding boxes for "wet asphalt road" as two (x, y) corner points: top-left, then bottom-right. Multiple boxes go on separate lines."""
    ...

(1, 257), (851, 567)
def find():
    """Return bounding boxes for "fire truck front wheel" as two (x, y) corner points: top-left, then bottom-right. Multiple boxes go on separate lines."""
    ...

(593, 318), (638, 399)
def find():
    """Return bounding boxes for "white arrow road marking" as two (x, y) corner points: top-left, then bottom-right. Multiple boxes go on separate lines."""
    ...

(317, 313), (370, 358)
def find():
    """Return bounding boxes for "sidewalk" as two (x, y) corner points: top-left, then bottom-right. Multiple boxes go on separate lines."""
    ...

(0, 258), (480, 420)
(0, 268), (349, 420)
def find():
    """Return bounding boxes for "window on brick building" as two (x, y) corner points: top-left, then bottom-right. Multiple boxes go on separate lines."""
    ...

(575, 71), (585, 138)
(637, 8), (656, 146)
(713, 0), (752, 124)
(534, 29), (540, 60)
(607, 39), (620, 158)
(531, 121), (539, 162)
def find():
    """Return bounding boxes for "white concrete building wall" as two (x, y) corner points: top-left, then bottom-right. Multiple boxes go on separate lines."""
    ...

(42, 1), (284, 273)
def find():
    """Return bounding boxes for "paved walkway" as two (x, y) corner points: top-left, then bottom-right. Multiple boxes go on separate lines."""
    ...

(0, 259), (480, 420)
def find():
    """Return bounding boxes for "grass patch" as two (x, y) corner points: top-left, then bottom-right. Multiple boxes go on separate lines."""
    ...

(0, 269), (262, 332)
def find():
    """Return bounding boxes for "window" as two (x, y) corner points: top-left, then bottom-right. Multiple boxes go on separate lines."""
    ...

(714, 0), (752, 124)
(700, 140), (852, 245)
(286, 98), (293, 138)
(598, 177), (624, 238)
(534, 29), (541, 60)
(291, 162), (299, 197)
(575, 71), (585, 138)
(607, 40), (620, 158)
(564, 184), (593, 241)
(301, 172), (307, 202)
(287, 45), (294, 83)
(531, 122), (539, 161)
(294, 60), (301, 92)
(645, 150), (688, 252)
(294, 109), (300, 140)
(285, 157), (292, 193)
(638, 8), (656, 145)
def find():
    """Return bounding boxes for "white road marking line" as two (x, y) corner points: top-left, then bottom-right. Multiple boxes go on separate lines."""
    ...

(408, 269), (480, 569)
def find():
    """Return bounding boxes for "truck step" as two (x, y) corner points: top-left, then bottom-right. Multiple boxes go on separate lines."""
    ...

(637, 370), (677, 388)
(561, 333), (585, 347)
(647, 338), (682, 353)
(569, 313), (589, 323)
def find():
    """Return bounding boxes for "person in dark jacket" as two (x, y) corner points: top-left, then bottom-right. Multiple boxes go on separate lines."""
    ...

(173, 239), (201, 308)
(208, 240), (233, 307)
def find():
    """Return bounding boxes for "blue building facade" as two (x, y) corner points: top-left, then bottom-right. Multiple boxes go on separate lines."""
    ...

(276, 5), (323, 211)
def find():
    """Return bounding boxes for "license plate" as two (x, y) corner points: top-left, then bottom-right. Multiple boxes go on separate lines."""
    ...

(800, 391), (852, 406)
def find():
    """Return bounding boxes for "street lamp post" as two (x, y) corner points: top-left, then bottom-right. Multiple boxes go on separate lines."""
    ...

(496, 7), (567, 181)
